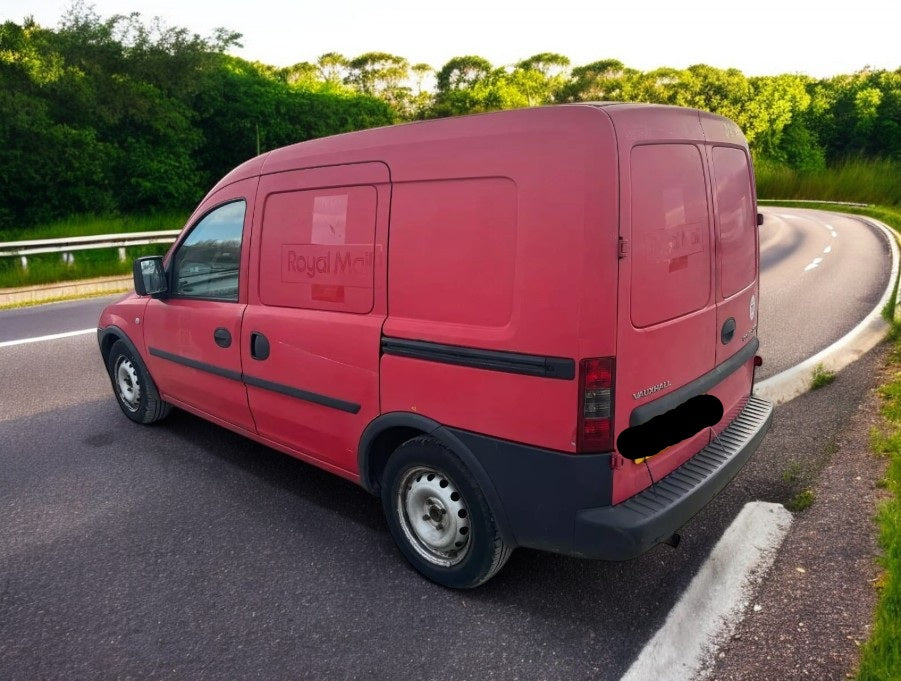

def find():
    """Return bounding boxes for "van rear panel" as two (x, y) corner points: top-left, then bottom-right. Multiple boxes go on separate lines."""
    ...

(604, 104), (760, 505)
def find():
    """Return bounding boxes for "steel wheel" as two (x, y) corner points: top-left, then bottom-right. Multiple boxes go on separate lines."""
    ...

(381, 436), (512, 588)
(396, 466), (471, 567)
(105, 339), (171, 424)
(115, 356), (142, 412)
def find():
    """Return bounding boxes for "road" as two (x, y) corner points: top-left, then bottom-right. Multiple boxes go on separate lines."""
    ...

(756, 207), (890, 379)
(0, 209), (892, 680)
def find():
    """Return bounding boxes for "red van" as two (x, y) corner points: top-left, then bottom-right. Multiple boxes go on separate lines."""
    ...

(98, 103), (772, 588)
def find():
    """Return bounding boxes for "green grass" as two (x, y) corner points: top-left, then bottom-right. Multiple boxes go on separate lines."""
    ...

(0, 213), (184, 288)
(786, 489), (815, 513)
(0, 212), (187, 242)
(856, 345), (901, 680)
(0, 243), (171, 288)
(811, 363), (837, 390)
(781, 461), (804, 484)
(756, 158), (901, 207)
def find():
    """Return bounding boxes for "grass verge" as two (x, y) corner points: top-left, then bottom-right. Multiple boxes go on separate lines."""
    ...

(0, 212), (187, 242)
(755, 159), (901, 207)
(857, 341), (901, 680)
(1, 213), (185, 289)
(0, 287), (132, 311)
(0, 244), (171, 288)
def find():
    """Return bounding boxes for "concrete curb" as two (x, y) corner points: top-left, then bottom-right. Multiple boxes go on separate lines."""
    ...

(0, 275), (131, 306)
(754, 215), (900, 405)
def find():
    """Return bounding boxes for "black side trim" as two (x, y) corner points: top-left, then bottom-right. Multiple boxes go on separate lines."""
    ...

(147, 346), (360, 414)
(381, 337), (575, 380)
(629, 337), (759, 426)
(242, 374), (360, 414)
(149, 347), (242, 381)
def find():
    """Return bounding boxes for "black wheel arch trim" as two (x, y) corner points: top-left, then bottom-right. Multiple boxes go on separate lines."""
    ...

(98, 325), (143, 364)
(357, 412), (516, 547)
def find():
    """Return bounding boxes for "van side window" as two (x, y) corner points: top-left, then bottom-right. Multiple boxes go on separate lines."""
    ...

(259, 186), (377, 313)
(171, 200), (246, 301)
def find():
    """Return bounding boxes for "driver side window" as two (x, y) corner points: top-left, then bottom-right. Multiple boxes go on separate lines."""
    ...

(171, 200), (246, 301)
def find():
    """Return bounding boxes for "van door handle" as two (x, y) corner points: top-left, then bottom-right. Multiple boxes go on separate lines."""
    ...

(250, 331), (270, 360)
(213, 327), (232, 348)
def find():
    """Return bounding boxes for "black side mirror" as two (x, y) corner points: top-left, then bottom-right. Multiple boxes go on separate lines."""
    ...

(133, 256), (168, 297)
(757, 212), (764, 226)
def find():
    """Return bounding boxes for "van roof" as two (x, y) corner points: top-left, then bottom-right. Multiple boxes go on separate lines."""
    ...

(211, 103), (746, 193)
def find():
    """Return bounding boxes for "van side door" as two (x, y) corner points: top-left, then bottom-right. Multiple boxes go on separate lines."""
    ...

(241, 163), (390, 477)
(142, 177), (258, 431)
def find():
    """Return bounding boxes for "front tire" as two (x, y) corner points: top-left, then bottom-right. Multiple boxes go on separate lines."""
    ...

(381, 436), (512, 588)
(106, 339), (171, 424)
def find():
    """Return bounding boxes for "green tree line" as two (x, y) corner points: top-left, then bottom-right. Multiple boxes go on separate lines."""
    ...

(1, 4), (899, 231)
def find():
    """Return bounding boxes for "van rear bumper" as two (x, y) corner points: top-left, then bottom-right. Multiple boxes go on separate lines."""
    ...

(446, 395), (773, 560)
(573, 395), (773, 559)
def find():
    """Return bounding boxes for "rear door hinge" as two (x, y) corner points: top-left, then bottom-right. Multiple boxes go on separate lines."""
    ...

(618, 237), (629, 259)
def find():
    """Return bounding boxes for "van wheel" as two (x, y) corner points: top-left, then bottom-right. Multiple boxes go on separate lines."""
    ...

(106, 340), (171, 424)
(381, 436), (512, 588)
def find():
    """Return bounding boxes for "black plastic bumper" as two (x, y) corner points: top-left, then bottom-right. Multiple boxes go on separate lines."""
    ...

(448, 395), (773, 560)
(574, 395), (773, 559)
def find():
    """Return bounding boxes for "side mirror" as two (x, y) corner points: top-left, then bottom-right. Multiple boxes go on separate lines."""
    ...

(757, 212), (764, 226)
(133, 256), (168, 297)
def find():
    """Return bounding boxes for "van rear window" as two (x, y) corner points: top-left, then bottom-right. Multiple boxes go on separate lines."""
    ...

(630, 144), (711, 328)
(711, 147), (756, 298)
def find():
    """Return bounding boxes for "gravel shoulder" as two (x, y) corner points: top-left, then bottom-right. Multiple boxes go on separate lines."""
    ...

(707, 343), (891, 681)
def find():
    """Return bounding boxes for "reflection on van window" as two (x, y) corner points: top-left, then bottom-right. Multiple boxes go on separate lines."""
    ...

(173, 201), (246, 301)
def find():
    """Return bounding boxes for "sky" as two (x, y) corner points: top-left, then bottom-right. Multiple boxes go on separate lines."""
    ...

(4, 0), (898, 78)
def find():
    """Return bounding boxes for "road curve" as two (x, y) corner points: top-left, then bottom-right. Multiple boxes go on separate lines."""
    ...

(756, 207), (891, 380)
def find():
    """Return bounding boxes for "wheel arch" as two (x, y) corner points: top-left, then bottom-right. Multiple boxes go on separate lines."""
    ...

(99, 325), (142, 366)
(358, 412), (516, 546)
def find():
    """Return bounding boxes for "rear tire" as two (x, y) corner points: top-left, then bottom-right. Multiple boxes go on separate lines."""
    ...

(381, 436), (512, 588)
(106, 339), (171, 424)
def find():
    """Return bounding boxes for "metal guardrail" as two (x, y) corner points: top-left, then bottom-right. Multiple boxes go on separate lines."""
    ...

(757, 199), (873, 207)
(0, 230), (180, 268)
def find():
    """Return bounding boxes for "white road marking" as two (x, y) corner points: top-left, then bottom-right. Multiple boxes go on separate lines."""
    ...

(0, 328), (95, 348)
(823, 246), (832, 254)
(619, 502), (793, 681)
(804, 257), (823, 272)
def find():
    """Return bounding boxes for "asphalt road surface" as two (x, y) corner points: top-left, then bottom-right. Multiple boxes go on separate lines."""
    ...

(0, 209), (892, 680)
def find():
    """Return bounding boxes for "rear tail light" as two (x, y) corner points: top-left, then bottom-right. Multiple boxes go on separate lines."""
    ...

(577, 357), (615, 452)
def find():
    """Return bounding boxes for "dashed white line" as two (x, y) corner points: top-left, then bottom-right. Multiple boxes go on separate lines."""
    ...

(804, 257), (824, 272)
(0, 328), (95, 348)
(823, 246), (832, 254)
(619, 502), (793, 681)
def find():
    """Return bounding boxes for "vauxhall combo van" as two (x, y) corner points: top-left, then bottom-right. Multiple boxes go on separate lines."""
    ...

(99, 103), (773, 588)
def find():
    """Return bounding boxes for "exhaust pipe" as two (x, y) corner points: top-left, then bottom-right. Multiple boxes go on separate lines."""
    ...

(664, 532), (681, 549)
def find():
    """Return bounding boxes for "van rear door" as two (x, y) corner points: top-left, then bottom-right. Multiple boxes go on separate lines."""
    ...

(612, 139), (718, 502)
(709, 145), (759, 367)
